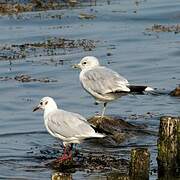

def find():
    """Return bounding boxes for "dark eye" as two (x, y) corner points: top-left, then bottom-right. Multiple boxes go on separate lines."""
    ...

(83, 62), (87, 65)
(40, 102), (43, 105)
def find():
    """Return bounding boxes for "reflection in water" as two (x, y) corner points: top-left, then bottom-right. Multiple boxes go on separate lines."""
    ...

(52, 172), (72, 180)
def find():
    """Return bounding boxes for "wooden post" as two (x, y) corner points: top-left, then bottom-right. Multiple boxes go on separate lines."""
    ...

(52, 172), (72, 180)
(157, 116), (180, 178)
(129, 148), (150, 180)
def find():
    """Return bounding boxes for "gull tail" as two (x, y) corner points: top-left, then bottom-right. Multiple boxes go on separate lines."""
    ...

(128, 85), (154, 94)
(91, 132), (105, 138)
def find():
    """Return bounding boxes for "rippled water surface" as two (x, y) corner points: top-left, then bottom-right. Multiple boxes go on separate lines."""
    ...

(0, 0), (179, 179)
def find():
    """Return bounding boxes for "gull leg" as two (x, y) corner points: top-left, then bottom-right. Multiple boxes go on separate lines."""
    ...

(55, 146), (67, 162)
(101, 102), (107, 118)
(55, 144), (73, 162)
(74, 144), (79, 156)
(67, 144), (73, 159)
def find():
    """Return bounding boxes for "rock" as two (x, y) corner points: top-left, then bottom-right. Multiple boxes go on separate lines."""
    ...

(15, 74), (32, 82)
(49, 158), (77, 172)
(48, 153), (129, 173)
(169, 86), (180, 96)
(88, 116), (154, 144)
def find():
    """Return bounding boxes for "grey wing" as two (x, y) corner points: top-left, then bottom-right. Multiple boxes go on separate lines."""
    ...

(47, 110), (95, 138)
(80, 67), (130, 95)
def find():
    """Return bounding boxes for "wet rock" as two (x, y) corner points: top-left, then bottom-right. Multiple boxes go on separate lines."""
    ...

(48, 153), (129, 173)
(169, 86), (180, 96)
(49, 158), (77, 173)
(88, 116), (155, 143)
(15, 74), (32, 82)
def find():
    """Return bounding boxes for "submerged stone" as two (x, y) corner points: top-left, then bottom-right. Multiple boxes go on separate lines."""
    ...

(170, 86), (180, 96)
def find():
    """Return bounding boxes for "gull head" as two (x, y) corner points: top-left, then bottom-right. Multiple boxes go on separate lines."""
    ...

(33, 96), (58, 112)
(73, 56), (100, 70)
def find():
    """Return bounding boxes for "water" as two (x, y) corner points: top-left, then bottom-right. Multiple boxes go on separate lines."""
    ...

(0, 0), (179, 179)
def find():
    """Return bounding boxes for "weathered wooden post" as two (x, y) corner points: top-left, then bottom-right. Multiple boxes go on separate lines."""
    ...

(52, 172), (72, 180)
(129, 148), (150, 180)
(157, 116), (180, 178)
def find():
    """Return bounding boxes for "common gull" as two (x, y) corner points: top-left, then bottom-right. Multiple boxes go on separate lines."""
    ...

(73, 56), (153, 117)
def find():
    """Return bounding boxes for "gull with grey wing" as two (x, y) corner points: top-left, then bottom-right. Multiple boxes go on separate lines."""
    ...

(73, 56), (153, 117)
(33, 96), (104, 161)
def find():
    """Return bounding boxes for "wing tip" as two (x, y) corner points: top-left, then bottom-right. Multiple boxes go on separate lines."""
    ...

(145, 86), (154, 91)
(94, 133), (106, 138)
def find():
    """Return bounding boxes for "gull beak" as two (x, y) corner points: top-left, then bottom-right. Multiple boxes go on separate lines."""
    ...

(33, 105), (40, 112)
(72, 63), (80, 69)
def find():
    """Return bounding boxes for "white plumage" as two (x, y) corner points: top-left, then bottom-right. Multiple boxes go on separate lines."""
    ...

(33, 97), (104, 161)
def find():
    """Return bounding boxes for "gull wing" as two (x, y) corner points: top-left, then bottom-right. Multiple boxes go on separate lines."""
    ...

(46, 109), (95, 139)
(80, 66), (130, 95)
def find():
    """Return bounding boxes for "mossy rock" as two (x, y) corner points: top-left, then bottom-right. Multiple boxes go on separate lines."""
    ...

(48, 153), (129, 173)
(88, 116), (154, 144)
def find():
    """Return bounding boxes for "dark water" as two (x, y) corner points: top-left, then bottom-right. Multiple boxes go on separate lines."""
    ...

(0, 0), (179, 179)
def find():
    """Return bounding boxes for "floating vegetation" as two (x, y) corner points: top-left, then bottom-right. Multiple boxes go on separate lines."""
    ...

(0, 0), (98, 15)
(0, 74), (57, 83)
(146, 24), (180, 34)
(78, 13), (96, 19)
(13, 12), (64, 21)
(0, 1), (67, 15)
(0, 38), (97, 61)
(0, 2), (33, 15)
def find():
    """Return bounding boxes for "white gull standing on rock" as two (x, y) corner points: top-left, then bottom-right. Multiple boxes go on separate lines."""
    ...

(73, 56), (153, 117)
(33, 96), (104, 162)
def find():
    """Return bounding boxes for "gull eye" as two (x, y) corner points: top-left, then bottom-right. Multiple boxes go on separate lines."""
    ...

(40, 102), (43, 105)
(83, 61), (87, 65)
(45, 101), (48, 105)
